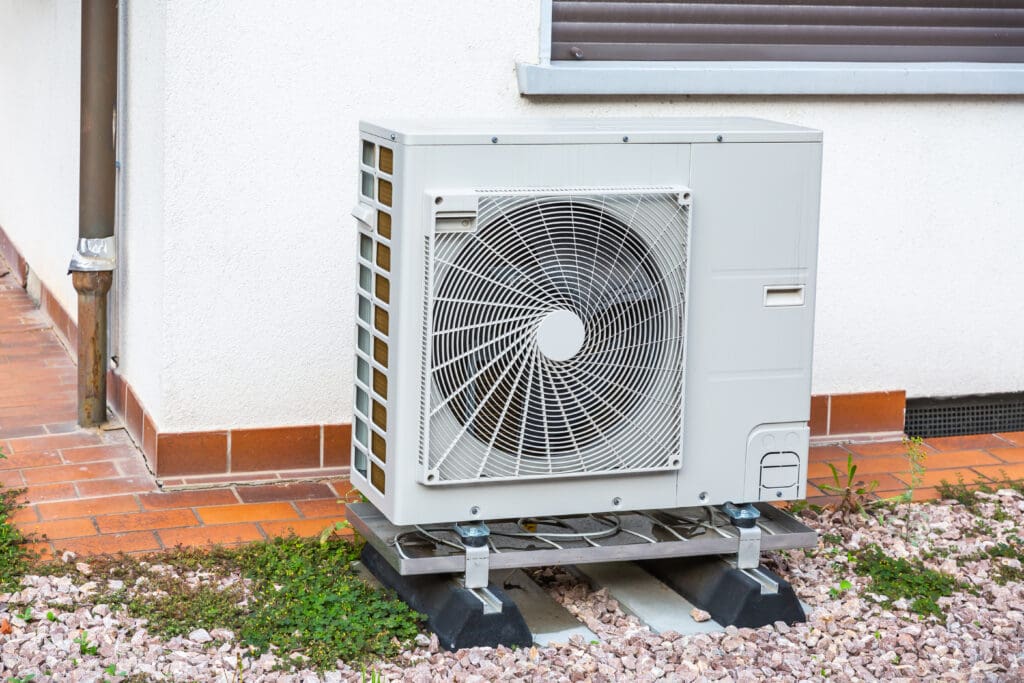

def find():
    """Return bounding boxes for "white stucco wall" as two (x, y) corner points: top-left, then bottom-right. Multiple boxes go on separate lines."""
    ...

(3, 1), (1024, 433)
(0, 1), (80, 318)
(117, 1), (169, 419)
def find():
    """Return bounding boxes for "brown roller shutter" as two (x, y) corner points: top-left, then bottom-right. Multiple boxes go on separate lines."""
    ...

(551, 1), (1024, 63)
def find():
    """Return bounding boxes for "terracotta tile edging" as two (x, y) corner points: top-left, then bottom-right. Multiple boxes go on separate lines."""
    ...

(809, 390), (906, 440)
(0, 223), (78, 355)
(113, 377), (353, 479)
(0, 222), (29, 285)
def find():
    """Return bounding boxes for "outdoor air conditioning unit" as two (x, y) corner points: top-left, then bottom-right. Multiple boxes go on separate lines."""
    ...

(350, 118), (822, 527)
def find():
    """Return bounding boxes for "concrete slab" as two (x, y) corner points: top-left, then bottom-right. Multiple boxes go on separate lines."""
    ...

(351, 560), (384, 590)
(574, 562), (725, 636)
(494, 569), (599, 646)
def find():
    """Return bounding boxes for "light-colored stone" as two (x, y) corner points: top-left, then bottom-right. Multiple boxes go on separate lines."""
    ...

(188, 628), (213, 644)
(1, 499), (1023, 681)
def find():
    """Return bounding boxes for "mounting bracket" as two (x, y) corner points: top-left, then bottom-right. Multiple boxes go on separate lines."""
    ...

(454, 521), (490, 589)
(719, 502), (762, 570)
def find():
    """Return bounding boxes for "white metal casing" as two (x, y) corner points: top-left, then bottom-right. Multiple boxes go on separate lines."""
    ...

(350, 117), (822, 526)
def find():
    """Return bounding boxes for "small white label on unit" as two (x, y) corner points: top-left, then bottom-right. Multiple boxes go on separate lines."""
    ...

(435, 212), (478, 233)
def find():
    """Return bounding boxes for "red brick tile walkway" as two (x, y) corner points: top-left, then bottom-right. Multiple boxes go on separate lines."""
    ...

(807, 433), (1024, 504)
(1, 259), (352, 558)
(2, 255), (1021, 557)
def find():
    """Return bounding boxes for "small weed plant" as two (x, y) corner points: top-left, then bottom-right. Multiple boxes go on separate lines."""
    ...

(0, 446), (33, 591)
(126, 577), (247, 638)
(853, 544), (962, 618)
(818, 453), (878, 517)
(880, 436), (931, 544)
(936, 472), (1024, 515)
(937, 474), (984, 513)
(959, 538), (1024, 585)
(898, 436), (928, 502)
(73, 631), (100, 656)
(828, 578), (853, 599)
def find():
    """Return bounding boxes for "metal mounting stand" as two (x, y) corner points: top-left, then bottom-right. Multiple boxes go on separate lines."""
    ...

(454, 521), (490, 589)
(719, 502), (762, 570)
(359, 543), (532, 651)
(349, 502), (815, 647)
(347, 502), (815, 577)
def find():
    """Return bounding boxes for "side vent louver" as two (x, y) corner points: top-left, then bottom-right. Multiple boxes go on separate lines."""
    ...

(353, 137), (396, 494)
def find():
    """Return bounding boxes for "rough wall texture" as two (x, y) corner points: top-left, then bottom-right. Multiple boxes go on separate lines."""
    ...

(0, 2), (80, 318)
(118, 0), (168, 421)
(1, 0), (1023, 432)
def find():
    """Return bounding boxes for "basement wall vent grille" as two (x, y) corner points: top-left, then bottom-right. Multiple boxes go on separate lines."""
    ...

(905, 393), (1024, 439)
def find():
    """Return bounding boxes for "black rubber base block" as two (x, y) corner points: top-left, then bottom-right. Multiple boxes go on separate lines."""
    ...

(360, 544), (533, 651)
(640, 555), (806, 628)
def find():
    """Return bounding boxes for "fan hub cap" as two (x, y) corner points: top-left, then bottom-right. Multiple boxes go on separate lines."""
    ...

(536, 309), (586, 362)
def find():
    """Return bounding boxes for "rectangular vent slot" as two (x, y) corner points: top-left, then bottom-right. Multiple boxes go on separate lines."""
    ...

(373, 368), (388, 397)
(764, 285), (804, 307)
(379, 146), (393, 174)
(370, 462), (385, 493)
(377, 211), (392, 239)
(379, 179), (393, 207)
(375, 274), (390, 303)
(906, 392), (1024, 439)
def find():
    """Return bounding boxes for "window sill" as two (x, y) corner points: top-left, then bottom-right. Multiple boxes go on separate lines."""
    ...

(516, 61), (1024, 96)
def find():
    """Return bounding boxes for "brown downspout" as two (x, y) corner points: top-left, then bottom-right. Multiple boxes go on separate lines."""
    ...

(69, 0), (118, 427)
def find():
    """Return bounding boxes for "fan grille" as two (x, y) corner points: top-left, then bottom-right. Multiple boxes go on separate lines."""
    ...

(426, 191), (689, 484)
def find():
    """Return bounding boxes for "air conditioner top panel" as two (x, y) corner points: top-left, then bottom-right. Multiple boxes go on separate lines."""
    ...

(360, 117), (821, 146)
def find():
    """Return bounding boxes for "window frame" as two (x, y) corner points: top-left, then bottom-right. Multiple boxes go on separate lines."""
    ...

(517, 0), (1024, 95)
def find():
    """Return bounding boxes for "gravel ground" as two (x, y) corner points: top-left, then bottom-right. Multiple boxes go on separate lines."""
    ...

(2, 492), (1023, 682)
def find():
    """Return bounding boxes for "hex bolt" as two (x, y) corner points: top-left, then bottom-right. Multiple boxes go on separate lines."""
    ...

(716, 135), (723, 142)
(622, 136), (629, 143)
(612, 497), (622, 506)
(470, 505), (480, 515)
(389, 133), (396, 141)
(491, 136), (498, 144)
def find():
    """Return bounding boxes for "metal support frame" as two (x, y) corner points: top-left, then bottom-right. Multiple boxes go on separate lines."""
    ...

(719, 502), (762, 570)
(346, 502), (816, 578)
(454, 521), (491, 589)
(735, 526), (762, 571)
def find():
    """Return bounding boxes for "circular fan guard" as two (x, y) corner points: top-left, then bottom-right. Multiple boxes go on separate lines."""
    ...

(428, 193), (688, 482)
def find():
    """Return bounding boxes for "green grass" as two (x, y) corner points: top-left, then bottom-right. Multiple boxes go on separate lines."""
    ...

(936, 472), (1024, 513)
(5, 438), (420, 669)
(125, 576), (247, 639)
(37, 536), (423, 670)
(0, 447), (33, 592)
(236, 537), (422, 669)
(936, 475), (987, 514)
(957, 537), (1024, 585)
(853, 544), (963, 618)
